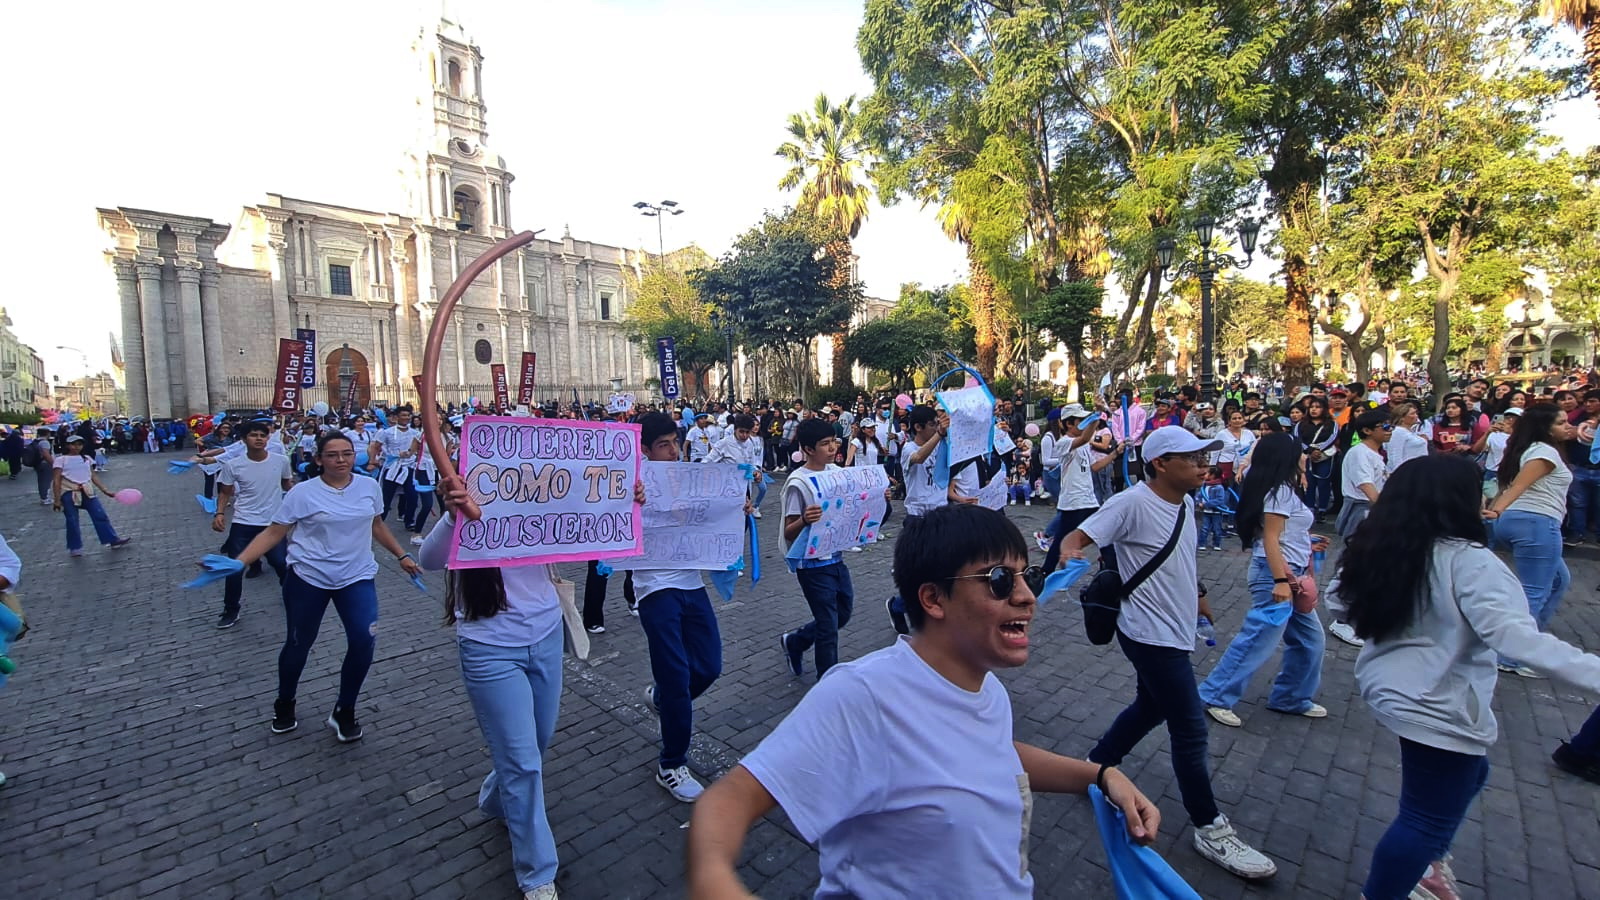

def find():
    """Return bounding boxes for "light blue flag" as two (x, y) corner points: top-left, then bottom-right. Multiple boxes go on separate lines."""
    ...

(1088, 785), (1202, 900)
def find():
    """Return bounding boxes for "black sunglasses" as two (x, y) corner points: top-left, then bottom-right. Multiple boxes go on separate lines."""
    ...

(947, 565), (1046, 600)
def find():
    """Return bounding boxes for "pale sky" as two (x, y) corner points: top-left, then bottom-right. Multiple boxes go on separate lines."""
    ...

(5, 1), (1593, 385)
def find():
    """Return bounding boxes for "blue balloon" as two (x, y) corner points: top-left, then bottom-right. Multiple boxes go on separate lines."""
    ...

(212, 412), (225, 426)
(355, 450), (369, 468)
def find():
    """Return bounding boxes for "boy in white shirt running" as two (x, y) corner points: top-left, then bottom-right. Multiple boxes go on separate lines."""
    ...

(213, 420), (294, 629)
(367, 407), (418, 522)
(689, 503), (1160, 899)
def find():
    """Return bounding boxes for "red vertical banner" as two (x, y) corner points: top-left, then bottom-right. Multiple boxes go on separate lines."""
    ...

(516, 352), (538, 405)
(491, 363), (510, 413)
(271, 339), (308, 413)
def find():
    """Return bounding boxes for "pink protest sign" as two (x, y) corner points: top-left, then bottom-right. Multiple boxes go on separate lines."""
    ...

(448, 415), (642, 569)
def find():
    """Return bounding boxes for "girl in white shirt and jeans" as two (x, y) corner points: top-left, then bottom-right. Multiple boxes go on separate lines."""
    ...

(232, 432), (421, 743)
(1483, 402), (1574, 677)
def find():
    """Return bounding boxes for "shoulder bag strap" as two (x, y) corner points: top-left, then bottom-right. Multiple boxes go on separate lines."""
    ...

(1120, 503), (1187, 597)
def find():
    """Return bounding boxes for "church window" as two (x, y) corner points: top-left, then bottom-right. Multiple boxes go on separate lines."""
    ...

(526, 277), (546, 315)
(447, 59), (463, 97)
(599, 292), (613, 321)
(474, 339), (493, 364)
(329, 264), (353, 296)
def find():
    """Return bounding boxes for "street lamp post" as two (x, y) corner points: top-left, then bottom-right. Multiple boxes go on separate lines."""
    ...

(633, 200), (684, 264)
(57, 344), (91, 412)
(1156, 215), (1261, 404)
(709, 310), (736, 407)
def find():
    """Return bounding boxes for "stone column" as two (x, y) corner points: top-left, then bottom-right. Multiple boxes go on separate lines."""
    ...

(134, 258), (172, 419)
(268, 239), (292, 342)
(386, 230), (413, 382)
(175, 262), (209, 416)
(564, 271), (582, 384)
(112, 257), (149, 419)
(199, 266), (228, 411)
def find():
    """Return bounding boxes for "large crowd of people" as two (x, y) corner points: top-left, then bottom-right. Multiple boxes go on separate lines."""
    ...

(3, 365), (1600, 899)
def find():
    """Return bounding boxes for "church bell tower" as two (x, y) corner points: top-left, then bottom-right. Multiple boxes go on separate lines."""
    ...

(406, 16), (514, 238)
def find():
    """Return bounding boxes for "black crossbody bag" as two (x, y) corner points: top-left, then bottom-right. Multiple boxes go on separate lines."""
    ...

(1079, 505), (1186, 645)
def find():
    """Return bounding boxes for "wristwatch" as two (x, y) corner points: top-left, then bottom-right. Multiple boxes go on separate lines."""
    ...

(1273, 577), (1291, 584)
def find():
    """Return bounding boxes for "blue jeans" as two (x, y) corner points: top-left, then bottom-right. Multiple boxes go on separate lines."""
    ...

(62, 494), (120, 551)
(637, 587), (723, 769)
(459, 629), (564, 892)
(221, 522), (287, 615)
(1197, 512), (1224, 549)
(791, 562), (854, 680)
(1565, 465), (1600, 540)
(1363, 738), (1489, 900)
(1198, 557), (1325, 713)
(1306, 458), (1334, 513)
(1043, 467), (1061, 497)
(380, 472), (415, 522)
(277, 570), (378, 711)
(752, 478), (768, 509)
(1090, 631), (1220, 827)
(1494, 510), (1570, 666)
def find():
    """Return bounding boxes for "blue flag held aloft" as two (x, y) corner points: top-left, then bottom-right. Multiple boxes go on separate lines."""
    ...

(180, 554), (245, 590)
(1088, 785), (1201, 900)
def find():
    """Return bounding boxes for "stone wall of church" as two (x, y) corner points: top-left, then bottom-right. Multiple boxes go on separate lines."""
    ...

(220, 266), (276, 378)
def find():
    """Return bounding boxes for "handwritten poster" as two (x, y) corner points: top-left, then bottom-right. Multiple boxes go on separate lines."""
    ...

(977, 461), (1009, 510)
(937, 383), (996, 464)
(610, 461), (747, 571)
(793, 466), (890, 559)
(449, 416), (642, 569)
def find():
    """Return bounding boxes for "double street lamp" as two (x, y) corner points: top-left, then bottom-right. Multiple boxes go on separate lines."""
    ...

(708, 309), (736, 408)
(633, 200), (684, 263)
(1156, 215), (1261, 403)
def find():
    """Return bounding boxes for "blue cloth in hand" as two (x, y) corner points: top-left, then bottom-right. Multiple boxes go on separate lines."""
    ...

(1037, 558), (1093, 606)
(180, 554), (245, 590)
(1089, 785), (1201, 900)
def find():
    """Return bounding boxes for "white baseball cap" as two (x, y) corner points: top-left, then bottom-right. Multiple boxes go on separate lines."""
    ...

(1141, 425), (1222, 461)
(1056, 403), (1091, 420)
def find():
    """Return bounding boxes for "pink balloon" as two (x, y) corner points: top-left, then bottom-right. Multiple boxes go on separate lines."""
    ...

(1025, 423), (1041, 437)
(895, 393), (913, 410)
(114, 488), (143, 505)
(791, 450), (804, 464)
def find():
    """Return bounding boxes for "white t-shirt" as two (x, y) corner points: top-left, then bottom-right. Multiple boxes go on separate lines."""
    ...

(1254, 485), (1314, 569)
(272, 476), (383, 589)
(1341, 443), (1386, 502)
(708, 434), (763, 468)
(419, 512), (563, 647)
(1079, 483), (1197, 651)
(1215, 428), (1255, 465)
(633, 566), (707, 599)
(900, 441), (943, 517)
(1386, 428), (1429, 475)
(374, 426), (418, 481)
(53, 454), (97, 497)
(219, 452), (293, 526)
(1055, 442), (1098, 512)
(951, 456), (1006, 510)
(1482, 431), (1510, 473)
(850, 438), (882, 468)
(1506, 442), (1571, 522)
(740, 637), (1033, 900)
(686, 426), (717, 462)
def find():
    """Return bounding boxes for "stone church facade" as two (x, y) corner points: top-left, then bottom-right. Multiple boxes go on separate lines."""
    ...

(100, 17), (651, 420)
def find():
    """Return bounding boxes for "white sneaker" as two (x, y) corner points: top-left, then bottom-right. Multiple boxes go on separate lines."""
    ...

(524, 883), (559, 900)
(586, 625), (605, 634)
(656, 764), (704, 803)
(1328, 621), (1364, 647)
(846, 546), (863, 553)
(1207, 706), (1242, 727)
(751, 509), (762, 519)
(409, 534), (424, 546)
(1193, 815), (1277, 879)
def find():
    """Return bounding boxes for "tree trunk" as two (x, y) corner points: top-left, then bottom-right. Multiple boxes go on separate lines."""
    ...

(1426, 280), (1458, 413)
(1586, 18), (1600, 118)
(824, 238), (854, 388)
(1283, 254), (1314, 390)
(969, 245), (999, 379)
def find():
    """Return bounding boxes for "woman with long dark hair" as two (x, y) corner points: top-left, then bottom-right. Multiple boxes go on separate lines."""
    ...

(1429, 396), (1479, 456)
(1332, 454), (1600, 900)
(1295, 397), (1339, 516)
(1197, 433), (1327, 727)
(420, 483), (566, 900)
(1484, 402), (1574, 677)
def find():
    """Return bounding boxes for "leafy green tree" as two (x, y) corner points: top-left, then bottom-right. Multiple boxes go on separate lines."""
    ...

(1332, 0), (1578, 404)
(1035, 282), (1109, 398)
(621, 266), (723, 399)
(692, 210), (862, 401)
(845, 306), (950, 390)
(1541, 0), (1600, 112)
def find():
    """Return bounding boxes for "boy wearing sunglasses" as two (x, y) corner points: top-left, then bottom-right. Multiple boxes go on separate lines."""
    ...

(1057, 425), (1278, 881)
(688, 504), (1160, 899)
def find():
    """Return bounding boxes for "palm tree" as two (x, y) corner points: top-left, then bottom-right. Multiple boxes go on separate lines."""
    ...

(777, 93), (872, 386)
(937, 199), (1000, 379)
(1543, 1), (1600, 111)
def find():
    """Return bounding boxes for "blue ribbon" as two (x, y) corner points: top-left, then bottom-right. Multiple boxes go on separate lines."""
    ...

(409, 573), (427, 593)
(747, 513), (761, 584)
(180, 554), (244, 589)
(595, 561), (614, 577)
(1120, 395), (1131, 486)
(1037, 558), (1093, 606)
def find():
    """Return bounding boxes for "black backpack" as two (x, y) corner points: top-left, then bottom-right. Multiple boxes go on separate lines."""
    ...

(22, 439), (43, 469)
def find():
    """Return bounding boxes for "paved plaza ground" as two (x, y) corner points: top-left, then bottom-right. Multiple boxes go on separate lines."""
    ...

(1, 451), (1598, 899)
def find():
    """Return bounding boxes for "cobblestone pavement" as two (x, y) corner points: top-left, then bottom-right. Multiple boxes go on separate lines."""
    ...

(1, 452), (1598, 899)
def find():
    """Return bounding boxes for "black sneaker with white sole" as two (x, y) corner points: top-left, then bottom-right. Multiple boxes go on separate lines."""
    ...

(327, 707), (364, 743)
(216, 610), (240, 629)
(886, 595), (910, 636)
(778, 631), (804, 677)
(271, 699), (297, 733)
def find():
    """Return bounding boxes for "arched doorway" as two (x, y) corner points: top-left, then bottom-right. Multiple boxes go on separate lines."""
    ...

(325, 346), (371, 412)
